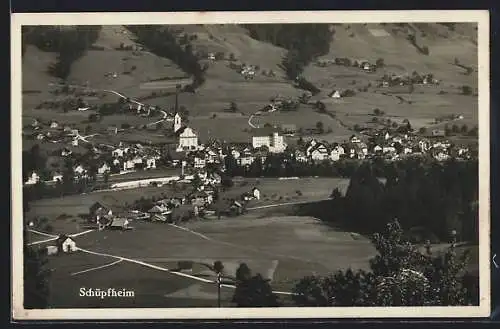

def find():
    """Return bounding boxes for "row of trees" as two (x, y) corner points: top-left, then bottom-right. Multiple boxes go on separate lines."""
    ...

(22, 26), (102, 79)
(125, 26), (207, 89)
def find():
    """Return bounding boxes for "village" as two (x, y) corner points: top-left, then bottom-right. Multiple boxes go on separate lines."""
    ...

(19, 23), (481, 310)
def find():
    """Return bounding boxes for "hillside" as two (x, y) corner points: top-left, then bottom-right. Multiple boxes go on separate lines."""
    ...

(21, 23), (479, 144)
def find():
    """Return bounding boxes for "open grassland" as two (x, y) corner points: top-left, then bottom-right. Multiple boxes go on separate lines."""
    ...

(71, 215), (376, 292)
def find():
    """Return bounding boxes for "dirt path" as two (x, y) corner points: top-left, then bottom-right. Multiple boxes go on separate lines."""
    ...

(71, 259), (123, 276)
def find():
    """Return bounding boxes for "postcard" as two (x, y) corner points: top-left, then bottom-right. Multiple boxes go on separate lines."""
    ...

(11, 10), (490, 320)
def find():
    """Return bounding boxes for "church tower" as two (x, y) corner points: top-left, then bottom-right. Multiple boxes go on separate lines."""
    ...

(174, 113), (182, 133)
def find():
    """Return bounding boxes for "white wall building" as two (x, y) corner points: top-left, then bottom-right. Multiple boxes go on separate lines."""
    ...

(177, 127), (199, 151)
(252, 129), (286, 153)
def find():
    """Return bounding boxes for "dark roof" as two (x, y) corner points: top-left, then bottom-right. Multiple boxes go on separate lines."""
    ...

(56, 234), (74, 245)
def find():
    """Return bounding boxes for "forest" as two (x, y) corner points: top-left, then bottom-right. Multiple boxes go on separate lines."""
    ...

(22, 26), (102, 80)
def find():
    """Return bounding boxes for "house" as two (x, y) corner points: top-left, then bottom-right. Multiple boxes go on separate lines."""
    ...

(190, 190), (213, 207)
(46, 245), (58, 256)
(350, 135), (361, 143)
(50, 121), (59, 129)
(239, 152), (255, 166)
(148, 204), (172, 216)
(329, 90), (342, 99)
(294, 150), (308, 162)
(107, 126), (118, 135)
(36, 133), (45, 140)
(71, 139), (79, 146)
(89, 202), (113, 218)
(373, 145), (383, 153)
(112, 148), (125, 158)
(383, 146), (396, 154)
(145, 157), (156, 169)
(25, 171), (40, 185)
(193, 154), (206, 169)
(97, 215), (114, 230)
(73, 164), (86, 176)
(252, 187), (261, 200)
(52, 172), (63, 182)
(431, 129), (446, 138)
(208, 52), (216, 61)
(31, 118), (40, 128)
(252, 127), (287, 153)
(56, 235), (77, 253)
(109, 217), (131, 230)
(98, 163), (111, 175)
(330, 145), (345, 161)
(310, 144), (330, 161)
(177, 127), (200, 151)
(60, 148), (72, 157)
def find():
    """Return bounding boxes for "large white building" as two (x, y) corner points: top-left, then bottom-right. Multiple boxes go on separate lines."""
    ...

(251, 128), (286, 153)
(177, 127), (199, 151)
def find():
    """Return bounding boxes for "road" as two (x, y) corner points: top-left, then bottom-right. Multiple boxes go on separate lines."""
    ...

(49, 83), (170, 129)
(28, 229), (296, 296)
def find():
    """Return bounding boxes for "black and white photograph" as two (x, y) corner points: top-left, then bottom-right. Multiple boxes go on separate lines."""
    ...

(11, 11), (490, 320)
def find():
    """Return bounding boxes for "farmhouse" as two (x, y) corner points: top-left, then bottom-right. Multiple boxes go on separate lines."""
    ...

(50, 121), (59, 129)
(330, 145), (345, 161)
(310, 143), (330, 161)
(25, 171), (40, 185)
(98, 163), (111, 175)
(109, 217), (131, 230)
(251, 127), (286, 153)
(56, 235), (77, 253)
(329, 90), (342, 99)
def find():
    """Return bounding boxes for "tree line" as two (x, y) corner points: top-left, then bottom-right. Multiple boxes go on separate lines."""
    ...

(297, 158), (478, 244)
(22, 26), (102, 79)
(125, 25), (207, 89)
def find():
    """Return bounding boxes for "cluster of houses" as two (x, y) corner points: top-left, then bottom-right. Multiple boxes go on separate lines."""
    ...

(378, 72), (440, 87)
(293, 131), (472, 163)
(316, 57), (378, 72)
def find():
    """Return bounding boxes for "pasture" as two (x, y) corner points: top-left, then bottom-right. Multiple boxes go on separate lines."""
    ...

(68, 215), (377, 294)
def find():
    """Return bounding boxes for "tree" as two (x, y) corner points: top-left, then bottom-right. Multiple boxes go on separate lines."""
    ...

(461, 85), (472, 95)
(235, 263), (252, 282)
(316, 121), (324, 134)
(229, 102), (238, 112)
(24, 231), (50, 309)
(373, 108), (382, 116)
(191, 173), (202, 189)
(292, 219), (474, 307)
(376, 58), (385, 68)
(232, 273), (280, 307)
(213, 260), (224, 307)
(229, 53), (236, 61)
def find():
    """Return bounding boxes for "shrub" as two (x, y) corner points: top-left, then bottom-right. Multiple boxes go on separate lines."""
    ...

(461, 85), (473, 95)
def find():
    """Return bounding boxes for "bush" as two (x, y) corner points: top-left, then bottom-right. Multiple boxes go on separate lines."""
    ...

(461, 85), (473, 95)
(376, 58), (385, 67)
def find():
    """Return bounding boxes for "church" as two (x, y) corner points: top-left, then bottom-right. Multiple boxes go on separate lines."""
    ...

(174, 113), (200, 152)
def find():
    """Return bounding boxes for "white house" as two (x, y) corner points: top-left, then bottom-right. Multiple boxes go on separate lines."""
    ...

(404, 147), (413, 155)
(350, 135), (361, 143)
(310, 144), (329, 161)
(25, 171), (40, 185)
(252, 128), (286, 153)
(71, 139), (79, 146)
(252, 187), (261, 200)
(330, 145), (345, 161)
(373, 145), (383, 153)
(46, 245), (58, 256)
(57, 235), (77, 253)
(145, 157), (156, 169)
(50, 121), (59, 129)
(384, 132), (391, 140)
(239, 153), (255, 166)
(98, 163), (111, 175)
(61, 148), (72, 157)
(177, 127), (199, 151)
(330, 90), (342, 99)
(112, 148), (125, 158)
(113, 158), (121, 166)
(294, 150), (308, 162)
(73, 165), (86, 176)
(383, 146), (396, 154)
(194, 156), (206, 169)
(52, 172), (63, 182)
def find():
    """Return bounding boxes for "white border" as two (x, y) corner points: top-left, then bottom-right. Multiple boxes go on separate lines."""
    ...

(11, 10), (490, 320)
